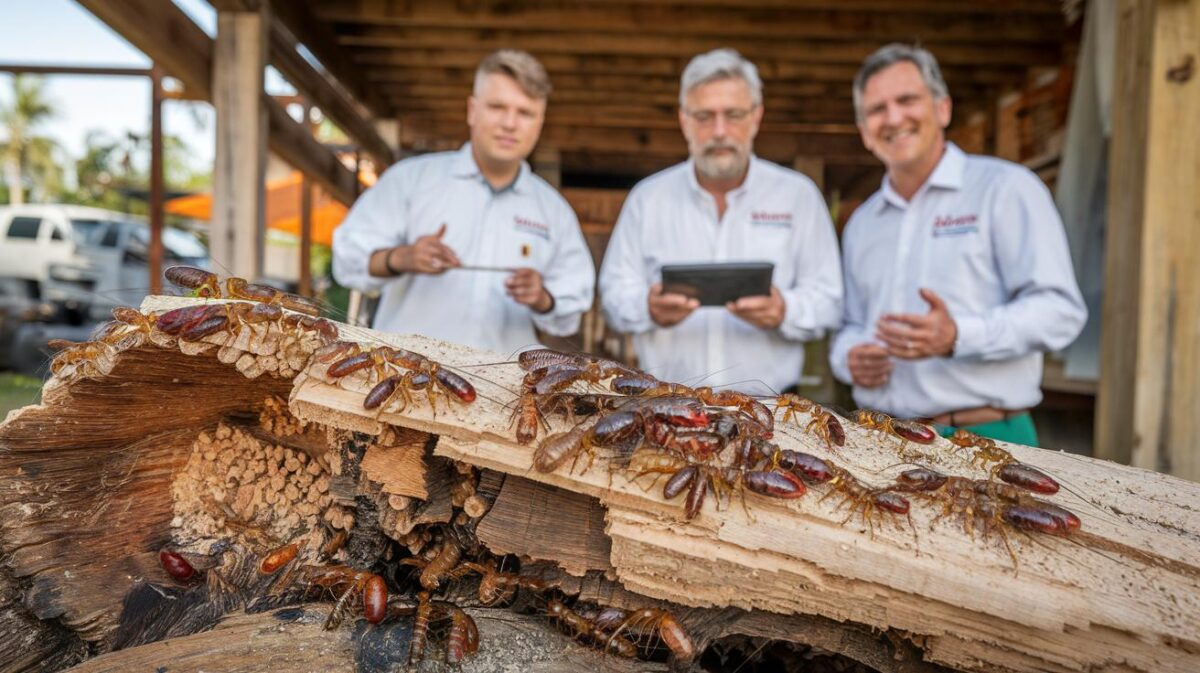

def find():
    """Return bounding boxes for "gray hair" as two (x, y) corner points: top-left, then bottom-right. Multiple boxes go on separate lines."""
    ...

(474, 49), (552, 99)
(852, 44), (949, 122)
(679, 48), (763, 108)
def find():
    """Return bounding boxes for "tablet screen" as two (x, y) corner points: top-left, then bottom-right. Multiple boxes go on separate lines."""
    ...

(660, 262), (774, 306)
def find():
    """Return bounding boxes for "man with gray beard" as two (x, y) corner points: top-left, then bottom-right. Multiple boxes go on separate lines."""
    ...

(598, 49), (843, 395)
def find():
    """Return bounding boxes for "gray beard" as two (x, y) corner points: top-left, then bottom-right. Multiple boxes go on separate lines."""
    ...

(695, 152), (750, 182)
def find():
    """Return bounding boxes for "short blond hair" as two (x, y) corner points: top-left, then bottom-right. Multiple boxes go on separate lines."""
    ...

(474, 50), (552, 99)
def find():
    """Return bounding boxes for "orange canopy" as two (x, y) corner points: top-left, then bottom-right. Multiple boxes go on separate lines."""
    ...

(166, 172), (352, 247)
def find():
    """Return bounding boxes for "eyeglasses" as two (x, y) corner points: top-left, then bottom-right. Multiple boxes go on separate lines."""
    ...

(684, 106), (758, 127)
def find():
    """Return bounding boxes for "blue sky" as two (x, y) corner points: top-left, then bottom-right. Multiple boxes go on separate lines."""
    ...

(0, 0), (295, 183)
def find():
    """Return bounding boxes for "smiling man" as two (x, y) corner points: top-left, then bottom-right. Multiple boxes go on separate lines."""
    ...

(599, 49), (843, 395)
(333, 50), (594, 354)
(830, 44), (1086, 445)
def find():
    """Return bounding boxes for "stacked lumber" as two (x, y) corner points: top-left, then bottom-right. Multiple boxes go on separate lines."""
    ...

(0, 294), (1195, 673)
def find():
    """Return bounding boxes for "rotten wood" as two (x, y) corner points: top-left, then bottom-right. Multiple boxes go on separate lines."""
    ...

(65, 603), (665, 673)
(2, 296), (1197, 673)
(475, 475), (613, 577)
(270, 298), (1200, 673)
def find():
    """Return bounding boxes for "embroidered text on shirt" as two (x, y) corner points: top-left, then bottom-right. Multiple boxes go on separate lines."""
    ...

(932, 213), (979, 236)
(513, 215), (550, 240)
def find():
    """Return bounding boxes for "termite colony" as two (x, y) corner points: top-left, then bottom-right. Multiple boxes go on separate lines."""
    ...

(41, 265), (1082, 666)
(168, 401), (347, 558)
(513, 348), (1082, 567)
(70, 268), (695, 669)
(47, 265), (340, 385)
(159, 400), (694, 669)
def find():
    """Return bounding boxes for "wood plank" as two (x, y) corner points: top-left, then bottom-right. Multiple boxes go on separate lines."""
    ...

(476, 475), (613, 577)
(400, 118), (875, 165)
(267, 25), (395, 169)
(62, 605), (663, 673)
(398, 100), (861, 127)
(1097, 0), (1200, 480)
(335, 27), (1061, 67)
(270, 0), (392, 120)
(76, 0), (213, 98)
(319, 0), (1064, 14)
(360, 427), (431, 500)
(265, 99), (357, 206)
(212, 6), (269, 280)
(315, 1), (1064, 44)
(351, 49), (1031, 86)
(793, 156), (826, 192)
(355, 49), (1031, 87)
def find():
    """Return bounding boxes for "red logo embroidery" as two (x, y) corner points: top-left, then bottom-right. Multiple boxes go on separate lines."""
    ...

(751, 211), (792, 227)
(513, 215), (550, 239)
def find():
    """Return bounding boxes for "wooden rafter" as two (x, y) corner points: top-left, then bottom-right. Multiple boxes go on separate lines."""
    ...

(333, 29), (1060, 68)
(76, 0), (358, 205)
(270, 0), (393, 120)
(314, 1), (1063, 45)
(267, 24), (395, 169)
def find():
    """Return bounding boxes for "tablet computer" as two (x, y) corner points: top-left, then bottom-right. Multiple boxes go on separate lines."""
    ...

(660, 262), (774, 306)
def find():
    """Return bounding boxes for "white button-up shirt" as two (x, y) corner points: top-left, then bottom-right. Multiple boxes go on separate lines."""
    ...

(332, 144), (595, 354)
(599, 157), (843, 395)
(830, 143), (1087, 418)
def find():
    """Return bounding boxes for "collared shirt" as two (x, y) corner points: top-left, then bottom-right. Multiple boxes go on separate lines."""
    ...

(332, 143), (595, 355)
(599, 156), (843, 396)
(830, 143), (1087, 418)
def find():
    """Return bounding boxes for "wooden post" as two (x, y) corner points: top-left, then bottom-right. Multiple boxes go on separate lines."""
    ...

(297, 103), (314, 298)
(995, 91), (1023, 162)
(532, 146), (562, 188)
(1097, 0), (1200, 478)
(299, 177), (313, 297)
(148, 64), (165, 295)
(374, 118), (400, 157)
(211, 3), (268, 280)
(792, 156), (825, 192)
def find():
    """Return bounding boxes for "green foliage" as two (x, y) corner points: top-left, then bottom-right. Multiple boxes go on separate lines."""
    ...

(1, 75), (62, 205)
(0, 372), (42, 418)
(1, 75), (212, 210)
(64, 128), (212, 212)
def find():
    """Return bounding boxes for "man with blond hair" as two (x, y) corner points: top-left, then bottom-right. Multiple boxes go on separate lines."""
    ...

(334, 50), (594, 354)
(831, 44), (1086, 445)
(599, 48), (843, 395)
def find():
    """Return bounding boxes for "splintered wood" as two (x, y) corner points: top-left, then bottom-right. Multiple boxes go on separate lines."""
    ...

(0, 294), (1196, 673)
(277, 301), (1200, 673)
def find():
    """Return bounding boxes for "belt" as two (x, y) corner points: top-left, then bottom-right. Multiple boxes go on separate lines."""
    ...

(931, 406), (1029, 427)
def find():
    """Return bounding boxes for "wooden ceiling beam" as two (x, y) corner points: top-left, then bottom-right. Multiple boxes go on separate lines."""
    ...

(399, 117), (871, 159)
(363, 70), (998, 107)
(269, 1), (393, 119)
(316, 0), (1064, 17)
(314, 1), (1063, 44)
(76, 0), (358, 205)
(77, 0), (213, 99)
(381, 83), (863, 108)
(392, 97), (860, 123)
(400, 107), (860, 134)
(334, 27), (1060, 67)
(267, 25), (395, 168)
(351, 49), (1030, 86)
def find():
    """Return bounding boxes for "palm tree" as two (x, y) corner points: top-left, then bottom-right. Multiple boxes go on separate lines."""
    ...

(0, 75), (58, 205)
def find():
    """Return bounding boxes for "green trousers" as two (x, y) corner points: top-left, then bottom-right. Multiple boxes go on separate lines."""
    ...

(936, 412), (1039, 447)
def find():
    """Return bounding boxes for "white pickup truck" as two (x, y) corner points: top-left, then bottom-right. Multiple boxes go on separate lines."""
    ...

(0, 204), (208, 319)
